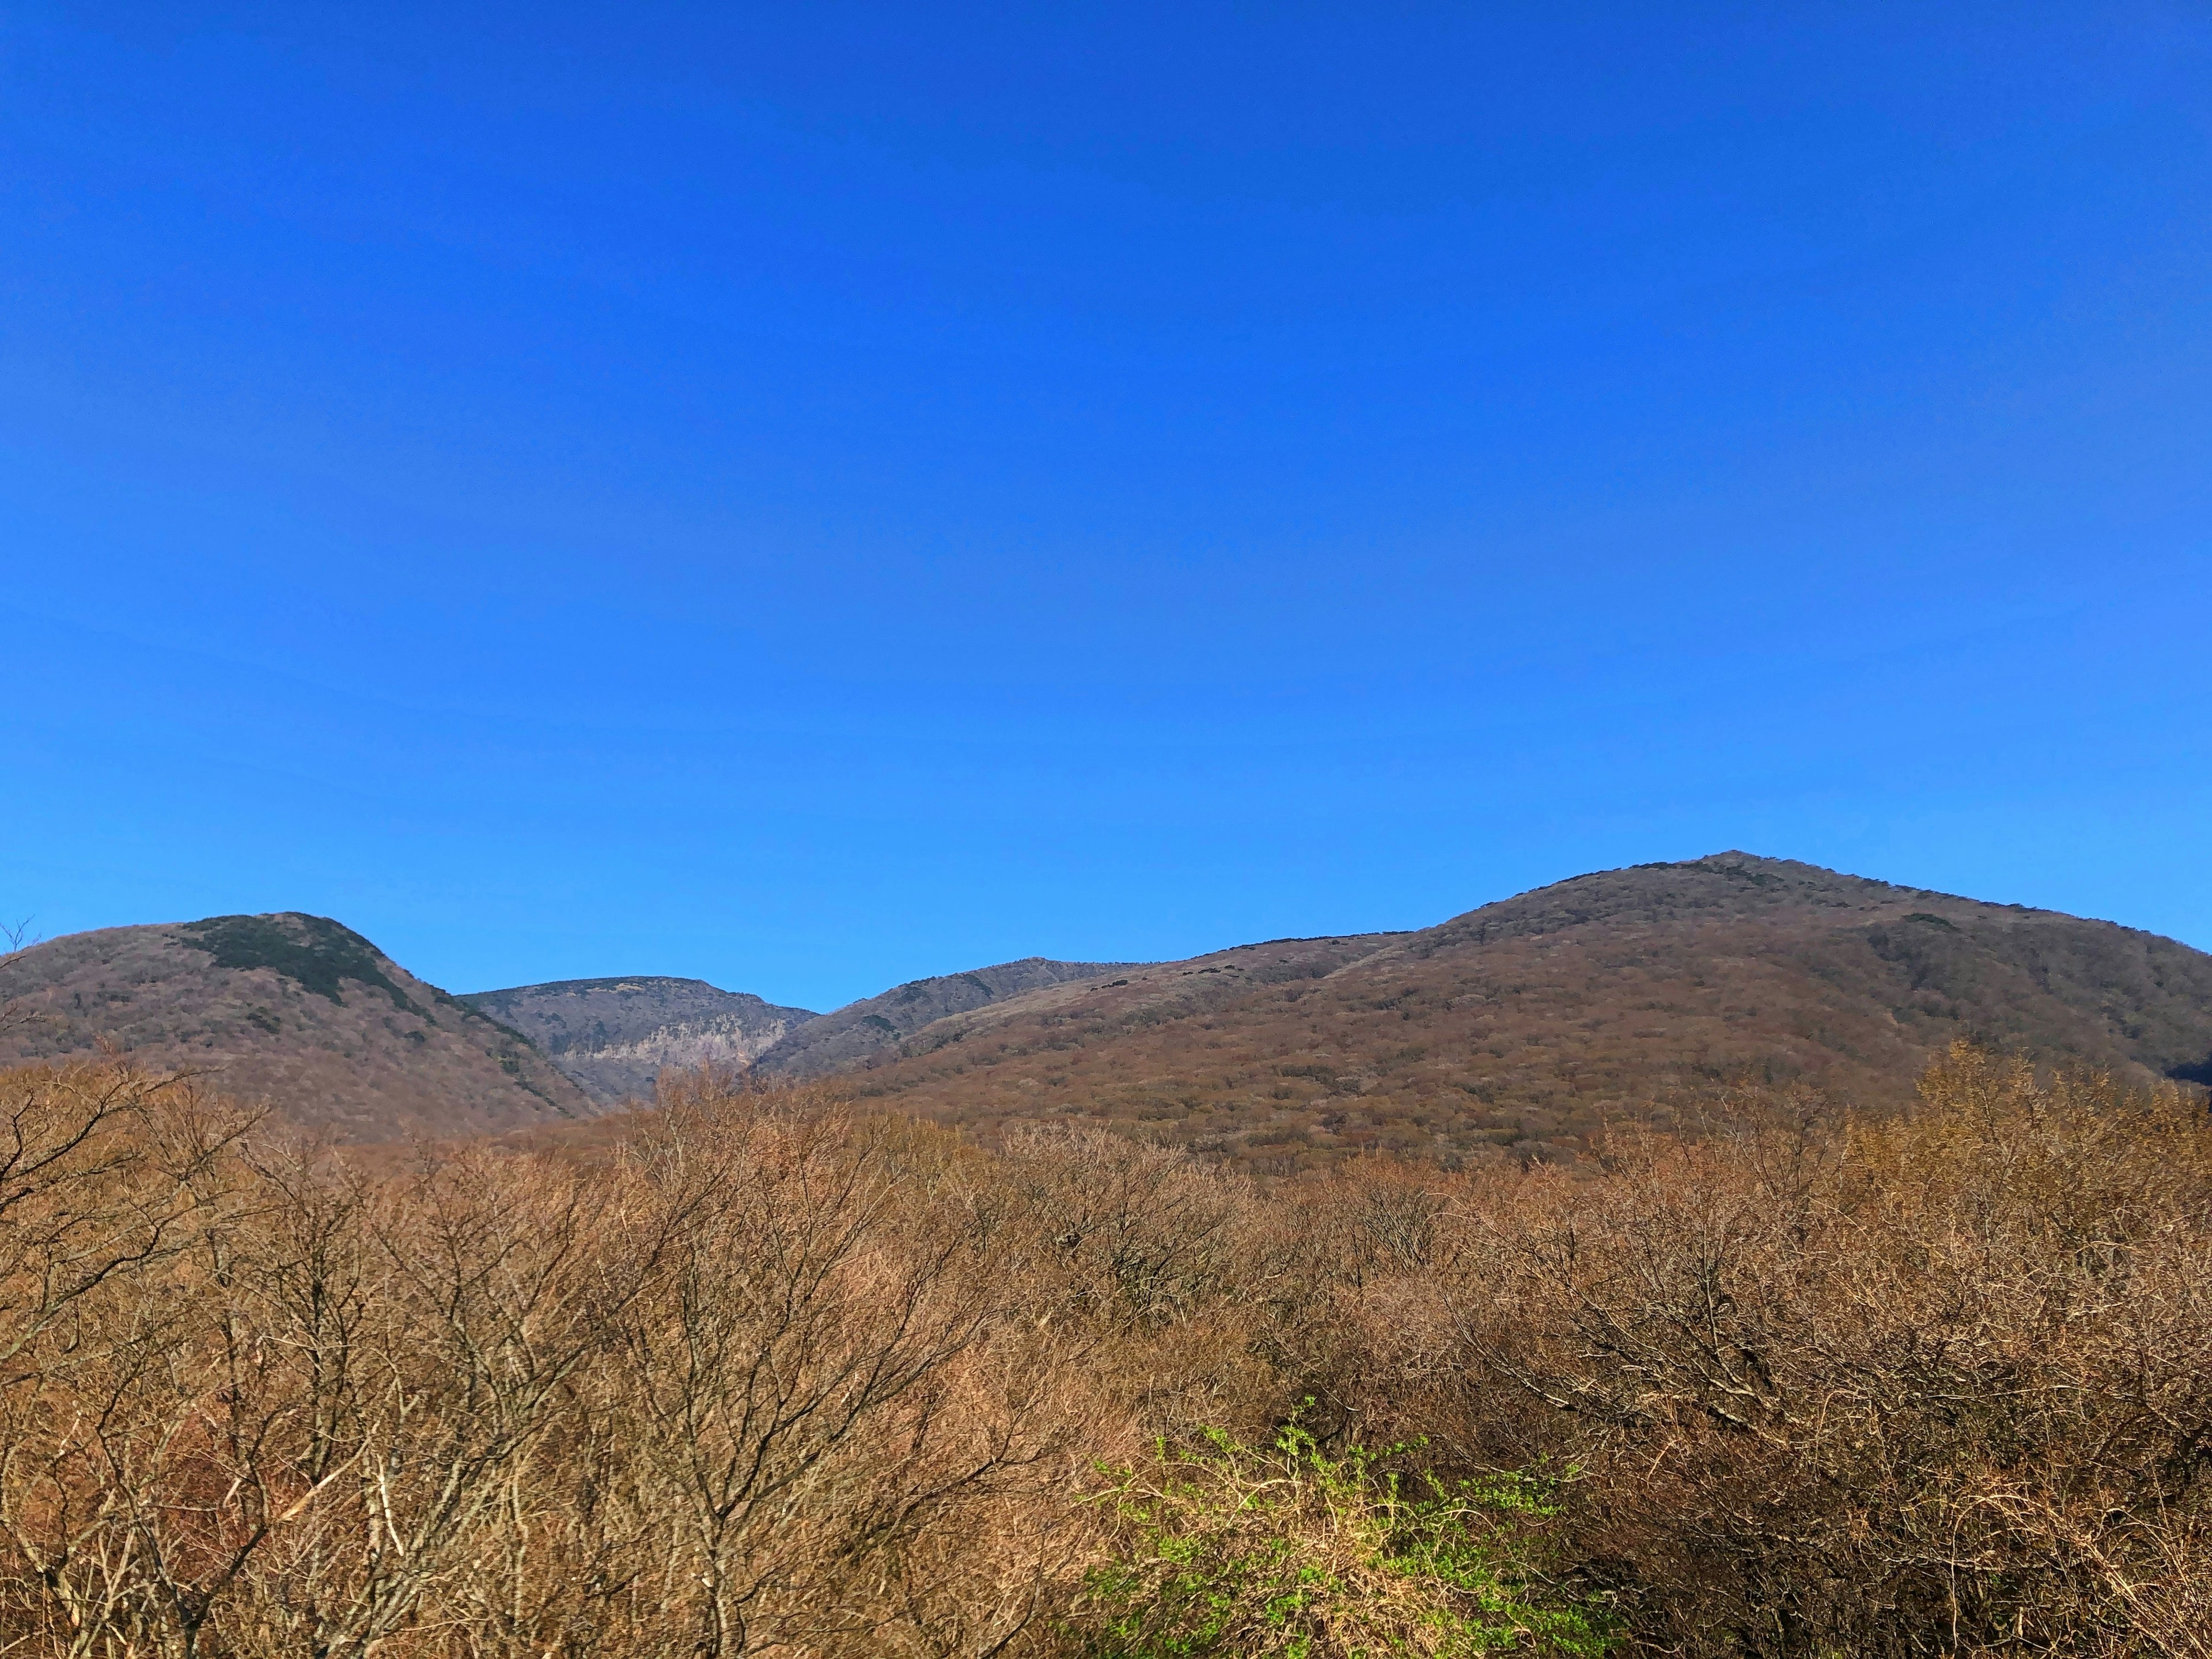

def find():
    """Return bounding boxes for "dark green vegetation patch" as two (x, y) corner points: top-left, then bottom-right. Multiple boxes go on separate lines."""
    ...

(179, 914), (423, 1014)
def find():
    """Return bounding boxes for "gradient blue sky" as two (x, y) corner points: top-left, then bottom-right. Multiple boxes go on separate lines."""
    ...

(5, 2), (2209, 1010)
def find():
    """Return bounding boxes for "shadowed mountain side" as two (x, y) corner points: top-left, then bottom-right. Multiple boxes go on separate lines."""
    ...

(812, 931), (1408, 1068)
(461, 976), (817, 1105)
(0, 913), (596, 1141)
(812, 854), (2212, 1173)
(750, 956), (1158, 1078)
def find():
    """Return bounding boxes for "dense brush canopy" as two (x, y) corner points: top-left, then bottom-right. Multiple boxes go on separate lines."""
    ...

(0, 1046), (2205, 1656)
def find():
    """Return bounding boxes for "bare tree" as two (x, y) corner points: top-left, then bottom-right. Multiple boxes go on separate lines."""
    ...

(609, 1090), (1071, 1656)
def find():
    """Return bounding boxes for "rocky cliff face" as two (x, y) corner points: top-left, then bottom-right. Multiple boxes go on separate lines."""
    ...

(460, 977), (817, 1105)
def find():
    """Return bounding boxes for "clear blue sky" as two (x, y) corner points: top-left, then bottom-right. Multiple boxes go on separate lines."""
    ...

(5, 3), (2208, 1010)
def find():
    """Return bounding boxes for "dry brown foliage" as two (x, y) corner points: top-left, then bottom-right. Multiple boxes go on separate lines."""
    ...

(0, 1044), (2205, 1656)
(0, 1066), (1119, 1657)
(1332, 1044), (2212, 1655)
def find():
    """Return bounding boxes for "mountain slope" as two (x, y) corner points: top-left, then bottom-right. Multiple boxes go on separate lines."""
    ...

(0, 913), (596, 1140)
(751, 957), (1154, 1079)
(461, 977), (816, 1105)
(805, 854), (2212, 1171)
(14, 857), (2206, 1164)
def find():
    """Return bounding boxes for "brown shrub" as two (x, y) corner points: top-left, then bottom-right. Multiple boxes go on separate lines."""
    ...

(0, 1068), (1107, 1657)
(0, 1047), (2206, 1657)
(1331, 1044), (2212, 1656)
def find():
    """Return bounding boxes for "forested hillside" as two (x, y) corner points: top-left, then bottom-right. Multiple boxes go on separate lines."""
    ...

(0, 913), (594, 1139)
(816, 854), (2212, 1169)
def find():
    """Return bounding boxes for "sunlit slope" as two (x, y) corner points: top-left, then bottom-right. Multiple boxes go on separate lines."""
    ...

(808, 854), (2212, 1170)
(0, 913), (596, 1140)
(751, 955), (1156, 1078)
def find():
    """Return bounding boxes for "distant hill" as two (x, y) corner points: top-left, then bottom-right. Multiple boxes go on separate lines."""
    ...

(750, 957), (1154, 1079)
(13, 857), (2207, 1165)
(0, 913), (595, 1140)
(798, 854), (2212, 1172)
(461, 976), (816, 1105)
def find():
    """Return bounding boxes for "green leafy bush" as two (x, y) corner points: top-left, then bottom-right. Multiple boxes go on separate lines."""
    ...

(1075, 1418), (1613, 1658)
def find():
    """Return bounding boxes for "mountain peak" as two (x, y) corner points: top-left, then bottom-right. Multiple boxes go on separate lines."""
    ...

(461, 978), (818, 1105)
(1, 915), (593, 1140)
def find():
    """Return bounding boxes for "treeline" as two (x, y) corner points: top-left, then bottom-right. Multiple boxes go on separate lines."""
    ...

(0, 1046), (2205, 1656)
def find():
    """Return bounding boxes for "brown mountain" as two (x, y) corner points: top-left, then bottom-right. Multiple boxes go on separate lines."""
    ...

(12, 856), (2207, 1164)
(460, 976), (817, 1105)
(0, 913), (596, 1141)
(751, 956), (1155, 1078)
(799, 854), (2212, 1172)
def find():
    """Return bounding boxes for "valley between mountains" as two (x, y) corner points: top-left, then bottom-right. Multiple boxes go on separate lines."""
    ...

(6, 852), (2209, 1157)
